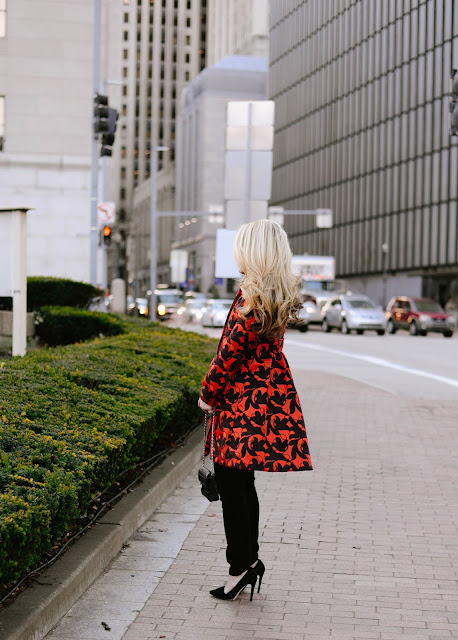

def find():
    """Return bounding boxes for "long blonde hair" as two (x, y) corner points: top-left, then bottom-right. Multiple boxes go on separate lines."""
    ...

(233, 219), (302, 340)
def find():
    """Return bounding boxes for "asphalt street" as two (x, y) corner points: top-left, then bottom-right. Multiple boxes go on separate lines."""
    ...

(174, 321), (458, 403)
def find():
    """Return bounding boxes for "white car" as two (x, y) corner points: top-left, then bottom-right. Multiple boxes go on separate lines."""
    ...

(201, 299), (233, 327)
(322, 293), (387, 335)
(176, 298), (208, 323)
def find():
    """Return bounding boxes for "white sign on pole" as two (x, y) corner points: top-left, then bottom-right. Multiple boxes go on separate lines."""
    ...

(97, 201), (116, 226)
(0, 216), (12, 296)
(170, 249), (188, 283)
(215, 229), (240, 278)
(315, 209), (333, 228)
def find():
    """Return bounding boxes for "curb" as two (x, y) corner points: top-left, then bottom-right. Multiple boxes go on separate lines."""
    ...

(0, 427), (204, 640)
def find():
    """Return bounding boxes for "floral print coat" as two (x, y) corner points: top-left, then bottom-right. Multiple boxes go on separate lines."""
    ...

(200, 291), (312, 472)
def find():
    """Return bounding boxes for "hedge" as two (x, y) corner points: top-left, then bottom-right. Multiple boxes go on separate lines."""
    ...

(0, 319), (217, 585)
(0, 277), (103, 312)
(35, 306), (124, 346)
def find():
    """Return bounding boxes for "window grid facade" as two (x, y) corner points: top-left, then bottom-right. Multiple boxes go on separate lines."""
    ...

(270, 0), (458, 282)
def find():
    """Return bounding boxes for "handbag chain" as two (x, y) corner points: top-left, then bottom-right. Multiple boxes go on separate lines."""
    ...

(202, 410), (215, 472)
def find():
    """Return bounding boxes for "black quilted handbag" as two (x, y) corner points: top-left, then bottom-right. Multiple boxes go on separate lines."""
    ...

(198, 411), (219, 502)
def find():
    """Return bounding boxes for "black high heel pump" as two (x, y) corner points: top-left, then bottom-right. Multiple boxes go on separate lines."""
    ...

(210, 568), (257, 601)
(253, 559), (265, 593)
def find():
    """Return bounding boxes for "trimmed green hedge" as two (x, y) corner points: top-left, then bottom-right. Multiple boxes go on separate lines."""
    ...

(0, 320), (217, 585)
(0, 277), (103, 312)
(35, 306), (124, 346)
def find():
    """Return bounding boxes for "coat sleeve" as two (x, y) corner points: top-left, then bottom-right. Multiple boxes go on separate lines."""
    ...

(200, 311), (255, 406)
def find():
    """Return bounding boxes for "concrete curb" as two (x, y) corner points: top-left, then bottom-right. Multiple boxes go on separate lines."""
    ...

(0, 427), (204, 640)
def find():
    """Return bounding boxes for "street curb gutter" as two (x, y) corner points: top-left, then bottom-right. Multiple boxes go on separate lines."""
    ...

(0, 427), (204, 640)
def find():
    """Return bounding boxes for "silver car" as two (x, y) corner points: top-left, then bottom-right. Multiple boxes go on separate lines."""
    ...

(322, 294), (387, 335)
(201, 299), (233, 328)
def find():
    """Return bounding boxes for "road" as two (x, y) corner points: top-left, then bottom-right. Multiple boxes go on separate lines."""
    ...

(173, 321), (458, 402)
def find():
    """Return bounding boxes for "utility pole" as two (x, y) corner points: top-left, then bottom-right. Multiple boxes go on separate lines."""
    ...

(149, 146), (169, 321)
(90, 0), (101, 286)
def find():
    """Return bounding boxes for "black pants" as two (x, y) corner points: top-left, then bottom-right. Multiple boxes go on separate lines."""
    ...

(214, 463), (259, 576)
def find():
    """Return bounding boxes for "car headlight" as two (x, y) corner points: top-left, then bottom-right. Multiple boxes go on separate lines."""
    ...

(305, 306), (316, 314)
(157, 304), (166, 316)
(419, 314), (432, 323)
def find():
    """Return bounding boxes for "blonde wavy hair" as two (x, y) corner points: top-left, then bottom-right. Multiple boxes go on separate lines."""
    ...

(233, 219), (302, 341)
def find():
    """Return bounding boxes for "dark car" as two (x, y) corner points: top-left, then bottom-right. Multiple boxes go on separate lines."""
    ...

(385, 297), (455, 337)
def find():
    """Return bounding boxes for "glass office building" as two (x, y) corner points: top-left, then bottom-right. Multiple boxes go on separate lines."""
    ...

(270, 1), (458, 305)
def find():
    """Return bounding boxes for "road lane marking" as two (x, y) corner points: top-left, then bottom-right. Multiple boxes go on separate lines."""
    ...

(286, 339), (458, 389)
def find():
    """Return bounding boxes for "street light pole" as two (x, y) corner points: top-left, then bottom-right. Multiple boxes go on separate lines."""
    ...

(381, 242), (389, 307)
(149, 146), (168, 321)
(90, 0), (101, 286)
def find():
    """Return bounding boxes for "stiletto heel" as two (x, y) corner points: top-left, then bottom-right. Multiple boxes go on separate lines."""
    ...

(210, 568), (257, 601)
(253, 559), (265, 593)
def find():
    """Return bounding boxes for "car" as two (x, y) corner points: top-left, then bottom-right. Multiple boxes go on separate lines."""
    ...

(135, 297), (149, 317)
(385, 296), (455, 337)
(176, 298), (208, 323)
(201, 299), (233, 327)
(154, 288), (183, 320)
(321, 293), (387, 335)
(288, 302), (311, 332)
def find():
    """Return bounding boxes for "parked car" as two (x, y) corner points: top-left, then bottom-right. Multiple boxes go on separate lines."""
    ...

(176, 298), (208, 323)
(288, 302), (310, 332)
(385, 297), (455, 337)
(321, 293), (387, 335)
(135, 297), (149, 317)
(201, 299), (233, 327)
(155, 288), (183, 320)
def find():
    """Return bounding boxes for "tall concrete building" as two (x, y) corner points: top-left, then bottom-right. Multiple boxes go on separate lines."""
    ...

(270, 1), (458, 306)
(0, 0), (122, 283)
(206, 0), (269, 65)
(121, 0), (207, 295)
(174, 55), (268, 295)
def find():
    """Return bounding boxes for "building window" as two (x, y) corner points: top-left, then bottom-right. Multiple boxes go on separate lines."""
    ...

(124, 12), (129, 22)
(185, 70), (190, 81)
(186, 17), (191, 27)
(187, 0), (191, 8)
(0, 96), (4, 150)
(185, 53), (190, 63)
(124, 30), (129, 41)
(186, 35), (190, 45)
(122, 85), (127, 96)
(122, 104), (127, 116)
(121, 146), (126, 158)
(123, 67), (128, 78)
(123, 49), (128, 59)
(121, 167), (126, 179)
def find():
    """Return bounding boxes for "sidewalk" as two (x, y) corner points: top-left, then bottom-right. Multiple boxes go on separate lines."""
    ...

(46, 371), (458, 640)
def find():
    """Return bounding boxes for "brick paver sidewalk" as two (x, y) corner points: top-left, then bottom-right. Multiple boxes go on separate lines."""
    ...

(121, 371), (458, 640)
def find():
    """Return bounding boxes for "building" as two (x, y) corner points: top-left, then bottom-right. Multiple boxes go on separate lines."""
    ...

(120, 0), (207, 296)
(269, 1), (458, 306)
(0, 0), (122, 284)
(206, 0), (269, 65)
(174, 55), (268, 295)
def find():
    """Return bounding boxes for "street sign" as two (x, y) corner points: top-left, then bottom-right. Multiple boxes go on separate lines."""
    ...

(97, 201), (116, 226)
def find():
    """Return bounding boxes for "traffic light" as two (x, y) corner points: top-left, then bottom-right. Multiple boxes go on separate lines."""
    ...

(450, 69), (458, 136)
(93, 93), (109, 135)
(100, 107), (119, 157)
(103, 225), (112, 246)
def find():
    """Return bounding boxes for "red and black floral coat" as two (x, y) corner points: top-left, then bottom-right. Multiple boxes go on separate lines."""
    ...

(201, 291), (312, 472)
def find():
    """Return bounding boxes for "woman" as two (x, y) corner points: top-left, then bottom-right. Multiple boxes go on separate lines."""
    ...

(198, 219), (313, 601)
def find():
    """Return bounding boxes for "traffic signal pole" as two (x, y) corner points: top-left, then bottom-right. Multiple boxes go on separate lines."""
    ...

(90, 0), (101, 286)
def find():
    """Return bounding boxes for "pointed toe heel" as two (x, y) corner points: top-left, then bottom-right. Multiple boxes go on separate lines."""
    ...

(210, 568), (257, 601)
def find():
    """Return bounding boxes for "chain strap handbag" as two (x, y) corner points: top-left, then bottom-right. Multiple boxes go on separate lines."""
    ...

(198, 411), (219, 502)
